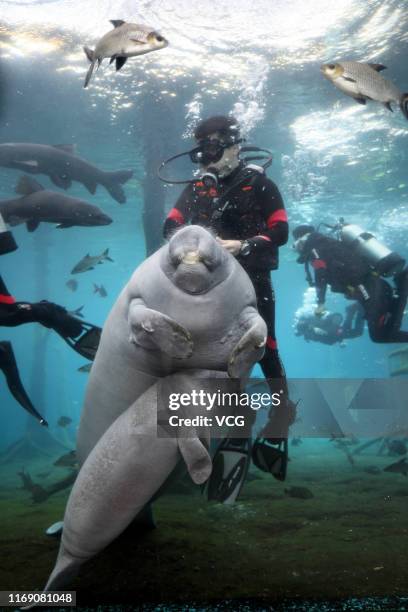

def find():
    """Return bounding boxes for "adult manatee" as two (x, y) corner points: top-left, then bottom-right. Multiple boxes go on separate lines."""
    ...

(77, 224), (267, 464)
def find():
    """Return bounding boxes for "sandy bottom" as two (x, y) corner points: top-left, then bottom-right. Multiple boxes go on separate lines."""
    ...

(0, 441), (407, 610)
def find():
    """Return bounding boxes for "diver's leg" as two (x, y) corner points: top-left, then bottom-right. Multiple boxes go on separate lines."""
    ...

(388, 268), (408, 341)
(0, 341), (47, 426)
(365, 276), (408, 343)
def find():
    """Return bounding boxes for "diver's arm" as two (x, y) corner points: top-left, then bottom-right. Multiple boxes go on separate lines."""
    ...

(163, 184), (194, 239)
(309, 249), (328, 305)
(245, 177), (289, 253)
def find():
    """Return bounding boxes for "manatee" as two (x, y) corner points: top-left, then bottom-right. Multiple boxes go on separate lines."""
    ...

(42, 371), (232, 592)
(77, 224), (267, 465)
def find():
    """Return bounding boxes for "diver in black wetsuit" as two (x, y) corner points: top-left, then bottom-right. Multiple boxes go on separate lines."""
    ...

(162, 115), (295, 488)
(0, 214), (101, 426)
(295, 303), (365, 345)
(293, 224), (408, 343)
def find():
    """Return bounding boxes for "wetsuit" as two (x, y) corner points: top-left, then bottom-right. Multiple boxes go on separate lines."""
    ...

(0, 275), (99, 425)
(296, 304), (365, 345)
(163, 164), (296, 440)
(300, 232), (408, 343)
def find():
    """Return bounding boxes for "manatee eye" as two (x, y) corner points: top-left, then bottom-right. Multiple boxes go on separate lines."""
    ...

(328, 64), (336, 70)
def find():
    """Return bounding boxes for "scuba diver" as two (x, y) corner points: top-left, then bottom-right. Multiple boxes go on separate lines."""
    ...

(293, 222), (408, 343)
(160, 115), (295, 499)
(295, 302), (365, 346)
(0, 213), (101, 426)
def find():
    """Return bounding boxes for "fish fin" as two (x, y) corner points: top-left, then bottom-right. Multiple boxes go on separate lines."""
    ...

(16, 175), (44, 195)
(103, 248), (114, 262)
(83, 179), (97, 195)
(56, 223), (74, 228)
(26, 219), (40, 232)
(400, 93), (408, 120)
(109, 55), (117, 65)
(353, 97), (366, 105)
(115, 56), (127, 71)
(93, 284), (99, 293)
(52, 144), (76, 155)
(130, 39), (145, 44)
(343, 76), (357, 83)
(110, 20), (126, 28)
(83, 46), (94, 63)
(50, 174), (72, 190)
(84, 61), (96, 88)
(384, 101), (393, 112)
(368, 63), (387, 72)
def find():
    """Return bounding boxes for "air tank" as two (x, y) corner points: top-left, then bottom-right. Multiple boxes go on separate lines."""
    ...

(340, 224), (405, 277)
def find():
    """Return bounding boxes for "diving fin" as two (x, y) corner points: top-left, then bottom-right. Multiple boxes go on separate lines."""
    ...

(56, 322), (101, 361)
(207, 438), (251, 504)
(252, 437), (288, 481)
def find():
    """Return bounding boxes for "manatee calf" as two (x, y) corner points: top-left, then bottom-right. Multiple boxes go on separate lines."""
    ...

(42, 373), (221, 592)
(0, 143), (133, 204)
(77, 224), (267, 464)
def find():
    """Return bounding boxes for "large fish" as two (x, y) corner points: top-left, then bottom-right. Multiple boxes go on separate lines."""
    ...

(0, 143), (133, 204)
(83, 20), (168, 88)
(321, 61), (408, 118)
(0, 176), (112, 231)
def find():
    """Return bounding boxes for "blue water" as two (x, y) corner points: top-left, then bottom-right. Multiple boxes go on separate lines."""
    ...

(0, 1), (407, 450)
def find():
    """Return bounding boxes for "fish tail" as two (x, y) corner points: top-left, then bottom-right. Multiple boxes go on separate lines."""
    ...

(103, 248), (114, 262)
(400, 93), (408, 120)
(104, 169), (133, 204)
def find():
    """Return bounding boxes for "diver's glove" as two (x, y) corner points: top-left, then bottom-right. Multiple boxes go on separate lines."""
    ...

(31, 301), (83, 338)
(315, 303), (327, 317)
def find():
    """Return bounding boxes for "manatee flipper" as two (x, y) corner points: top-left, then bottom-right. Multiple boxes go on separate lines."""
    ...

(129, 300), (193, 359)
(228, 310), (267, 378)
(177, 437), (212, 484)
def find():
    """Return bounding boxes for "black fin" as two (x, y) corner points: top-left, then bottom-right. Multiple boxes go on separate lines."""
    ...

(400, 93), (408, 120)
(83, 46), (94, 62)
(384, 101), (393, 112)
(353, 97), (366, 105)
(50, 174), (72, 190)
(110, 20), (125, 28)
(368, 63), (387, 72)
(109, 55), (117, 65)
(343, 76), (357, 83)
(26, 219), (40, 232)
(82, 179), (97, 195)
(103, 248), (114, 262)
(16, 175), (44, 196)
(115, 56), (127, 71)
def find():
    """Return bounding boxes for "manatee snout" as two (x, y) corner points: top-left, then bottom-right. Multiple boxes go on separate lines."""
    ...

(165, 226), (229, 294)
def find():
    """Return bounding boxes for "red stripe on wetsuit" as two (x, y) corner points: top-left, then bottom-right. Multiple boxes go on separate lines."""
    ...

(167, 208), (185, 225)
(312, 259), (327, 270)
(255, 209), (288, 242)
(0, 294), (16, 304)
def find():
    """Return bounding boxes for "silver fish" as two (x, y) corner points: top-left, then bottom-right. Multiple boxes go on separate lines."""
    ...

(321, 61), (408, 118)
(66, 279), (78, 292)
(93, 283), (107, 298)
(83, 20), (168, 88)
(71, 249), (113, 274)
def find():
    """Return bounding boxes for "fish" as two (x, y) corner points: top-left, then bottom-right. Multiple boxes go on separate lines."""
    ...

(78, 362), (92, 373)
(83, 20), (168, 88)
(384, 457), (408, 476)
(0, 176), (112, 232)
(93, 283), (107, 297)
(321, 61), (408, 118)
(386, 439), (407, 456)
(0, 143), (133, 204)
(284, 486), (314, 499)
(363, 465), (381, 475)
(18, 469), (49, 503)
(66, 279), (78, 292)
(57, 416), (72, 428)
(36, 471), (51, 479)
(53, 450), (78, 469)
(291, 437), (303, 446)
(71, 249), (113, 274)
(68, 305), (84, 318)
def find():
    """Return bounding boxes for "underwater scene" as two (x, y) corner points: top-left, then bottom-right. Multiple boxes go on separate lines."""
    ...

(1, 1), (408, 610)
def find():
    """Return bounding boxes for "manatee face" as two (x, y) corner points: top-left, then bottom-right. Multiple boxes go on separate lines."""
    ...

(160, 225), (232, 295)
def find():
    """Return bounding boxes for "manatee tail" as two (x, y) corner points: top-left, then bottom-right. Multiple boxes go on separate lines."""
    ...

(104, 169), (133, 204)
(400, 93), (408, 120)
(83, 46), (96, 88)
